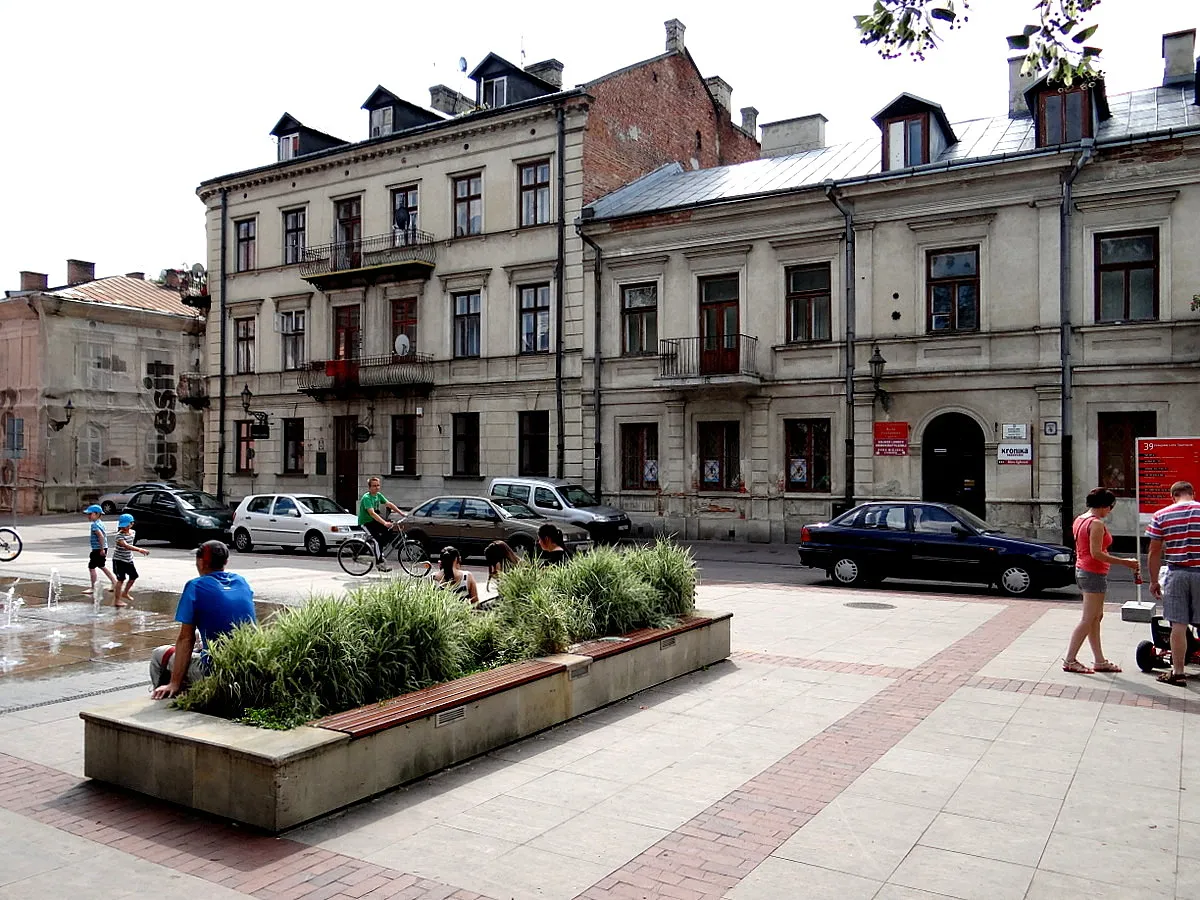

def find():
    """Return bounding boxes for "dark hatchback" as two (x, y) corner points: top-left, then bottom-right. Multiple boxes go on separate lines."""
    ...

(798, 501), (1075, 597)
(123, 488), (235, 548)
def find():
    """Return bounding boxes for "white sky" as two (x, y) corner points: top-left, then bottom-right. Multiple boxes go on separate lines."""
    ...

(1, 0), (1194, 288)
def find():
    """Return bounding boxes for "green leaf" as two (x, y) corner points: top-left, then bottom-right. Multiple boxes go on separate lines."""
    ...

(1082, 46), (1102, 57)
(1022, 24), (1039, 36)
(1007, 35), (1030, 50)
(930, 8), (955, 22)
(1072, 24), (1099, 44)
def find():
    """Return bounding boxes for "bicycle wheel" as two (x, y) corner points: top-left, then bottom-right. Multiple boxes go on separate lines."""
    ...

(0, 528), (21, 563)
(398, 539), (431, 577)
(337, 538), (375, 577)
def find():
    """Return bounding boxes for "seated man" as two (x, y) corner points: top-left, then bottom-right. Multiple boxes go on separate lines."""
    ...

(536, 522), (567, 566)
(150, 540), (256, 699)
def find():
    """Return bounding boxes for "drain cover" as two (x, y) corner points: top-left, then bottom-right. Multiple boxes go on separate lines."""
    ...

(844, 601), (896, 610)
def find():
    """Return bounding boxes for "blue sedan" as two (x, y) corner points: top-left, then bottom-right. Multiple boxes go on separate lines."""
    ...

(798, 501), (1075, 597)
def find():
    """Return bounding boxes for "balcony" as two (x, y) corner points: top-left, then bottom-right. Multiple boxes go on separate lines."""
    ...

(657, 335), (762, 389)
(176, 372), (209, 409)
(298, 353), (435, 399)
(300, 230), (436, 290)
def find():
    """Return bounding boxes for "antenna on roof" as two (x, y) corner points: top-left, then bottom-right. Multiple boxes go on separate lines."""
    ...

(520, 36), (525, 66)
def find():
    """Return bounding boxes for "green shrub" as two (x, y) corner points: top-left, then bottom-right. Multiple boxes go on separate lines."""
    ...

(623, 539), (698, 618)
(549, 546), (666, 635)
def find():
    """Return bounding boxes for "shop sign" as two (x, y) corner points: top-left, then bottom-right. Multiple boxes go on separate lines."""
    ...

(998, 443), (1033, 465)
(873, 422), (909, 456)
(1002, 423), (1028, 441)
(1137, 438), (1200, 517)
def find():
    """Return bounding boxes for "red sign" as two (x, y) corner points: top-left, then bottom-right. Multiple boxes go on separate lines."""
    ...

(874, 422), (909, 456)
(1137, 438), (1200, 515)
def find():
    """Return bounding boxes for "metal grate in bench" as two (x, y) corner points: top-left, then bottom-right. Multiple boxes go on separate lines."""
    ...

(313, 658), (566, 738)
(569, 615), (713, 660)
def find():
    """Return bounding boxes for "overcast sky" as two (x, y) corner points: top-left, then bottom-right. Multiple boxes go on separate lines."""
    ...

(2, 0), (1193, 288)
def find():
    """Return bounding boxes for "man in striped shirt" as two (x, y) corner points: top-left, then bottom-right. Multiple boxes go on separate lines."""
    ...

(1147, 481), (1200, 685)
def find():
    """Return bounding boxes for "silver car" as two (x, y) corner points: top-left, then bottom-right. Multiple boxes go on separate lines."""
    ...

(98, 481), (192, 514)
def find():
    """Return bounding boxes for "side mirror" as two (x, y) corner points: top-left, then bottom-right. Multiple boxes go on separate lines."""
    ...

(951, 525), (971, 539)
(290, 509), (301, 517)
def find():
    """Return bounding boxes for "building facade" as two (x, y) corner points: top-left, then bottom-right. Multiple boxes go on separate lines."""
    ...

(580, 30), (1200, 544)
(195, 19), (757, 514)
(0, 264), (205, 514)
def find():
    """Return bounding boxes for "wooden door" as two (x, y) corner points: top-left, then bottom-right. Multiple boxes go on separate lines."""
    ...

(391, 298), (418, 357)
(699, 275), (739, 375)
(333, 305), (361, 361)
(333, 416), (359, 513)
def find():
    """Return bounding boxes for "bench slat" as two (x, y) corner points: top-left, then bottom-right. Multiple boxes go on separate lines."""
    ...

(570, 615), (713, 660)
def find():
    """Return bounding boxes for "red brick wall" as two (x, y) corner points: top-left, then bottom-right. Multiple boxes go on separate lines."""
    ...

(582, 53), (759, 205)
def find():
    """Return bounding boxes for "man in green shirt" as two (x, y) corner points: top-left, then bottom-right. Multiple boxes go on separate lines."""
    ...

(358, 477), (404, 569)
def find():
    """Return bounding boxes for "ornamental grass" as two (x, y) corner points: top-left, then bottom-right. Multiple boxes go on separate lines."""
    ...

(177, 538), (698, 728)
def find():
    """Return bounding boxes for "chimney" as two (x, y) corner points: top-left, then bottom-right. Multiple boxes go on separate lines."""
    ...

(429, 84), (475, 116)
(1007, 52), (1033, 118)
(125, 271), (145, 280)
(1163, 29), (1197, 86)
(66, 259), (95, 286)
(19, 271), (48, 292)
(524, 59), (564, 88)
(665, 18), (685, 53)
(759, 114), (827, 158)
(704, 76), (733, 113)
(740, 106), (759, 137)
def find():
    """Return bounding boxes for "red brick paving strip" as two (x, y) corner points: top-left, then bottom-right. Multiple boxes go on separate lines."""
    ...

(0, 751), (495, 900)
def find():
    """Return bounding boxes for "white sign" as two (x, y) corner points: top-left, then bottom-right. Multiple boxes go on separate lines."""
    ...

(1001, 423), (1028, 441)
(998, 443), (1033, 465)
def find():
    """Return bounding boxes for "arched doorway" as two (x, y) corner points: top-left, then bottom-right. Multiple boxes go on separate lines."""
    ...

(922, 412), (986, 519)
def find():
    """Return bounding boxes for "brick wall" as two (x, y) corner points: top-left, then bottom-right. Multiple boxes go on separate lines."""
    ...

(582, 53), (759, 205)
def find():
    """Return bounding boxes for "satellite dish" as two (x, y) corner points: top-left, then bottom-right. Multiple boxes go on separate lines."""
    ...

(394, 333), (411, 357)
(458, 57), (468, 72)
(191, 263), (205, 277)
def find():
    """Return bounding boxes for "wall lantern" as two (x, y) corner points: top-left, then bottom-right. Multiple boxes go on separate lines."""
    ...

(49, 399), (74, 432)
(868, 345), (891, 412)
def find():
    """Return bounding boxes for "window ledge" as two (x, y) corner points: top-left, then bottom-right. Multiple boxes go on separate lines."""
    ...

(443, 474), (485, 481)
(385, 473), (422, 480)
(923, 329), (981, 338)
(696, 491), (748, 498)
(782, 491), (838, 499)
(772, 340), (836, 351)
(277, 472), (308, 477)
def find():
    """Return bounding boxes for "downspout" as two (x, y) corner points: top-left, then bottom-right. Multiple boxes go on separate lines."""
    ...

(577, 225), (603, 494)
(554, 103), (567, 478)
(1059, 139), (1094, 545)
(216, 188), (229, 503)
(824, 184), (856, 512)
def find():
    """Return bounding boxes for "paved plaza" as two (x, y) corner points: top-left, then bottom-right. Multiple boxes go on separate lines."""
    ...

(0, 529), (1196, 899)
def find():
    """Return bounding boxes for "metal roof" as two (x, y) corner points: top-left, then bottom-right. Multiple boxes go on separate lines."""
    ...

(49, 276), (201, 319)
(587, 84), (1200, 221)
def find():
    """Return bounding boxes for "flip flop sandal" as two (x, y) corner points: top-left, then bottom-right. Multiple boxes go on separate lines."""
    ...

(1063, 659), (1094, 674)
(1157, 671), (1187, 686)
(1093, 660), (1122, 673)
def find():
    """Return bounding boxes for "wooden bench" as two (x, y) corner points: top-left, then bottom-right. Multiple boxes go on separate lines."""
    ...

(569, 614), (714, 660)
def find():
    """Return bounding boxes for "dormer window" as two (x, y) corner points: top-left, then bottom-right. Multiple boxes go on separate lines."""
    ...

(370, 107), (393, 138)
(1037, 87), (1091, 145)
(482, 77), (507, 108)
(277, 134), (299, 162)
(883, 114), (928, 169)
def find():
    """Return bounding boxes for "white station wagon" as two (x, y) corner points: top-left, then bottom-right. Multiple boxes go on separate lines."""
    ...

(231, 494), (363, 555)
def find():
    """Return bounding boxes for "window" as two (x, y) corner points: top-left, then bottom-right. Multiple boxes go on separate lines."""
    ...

(1038, 87), (1091, 146)
(2, 415), (24, 453)
(80, 342), (113, 390)
(283, 208), (306, 265)
(784, 419), (831, 493)
(235, 317), (255, 374)
(391, 298), (418, 356)
(283, 418), (304, 474)
(1095, 230), (1158, 323)
(883, 114), (927, 169)
(453, 291), (481, 358)
(621, 283), (658, 356)
(858, 504), (908, 530)
(235, 219), (256, 272)
(518, 411), (550, 476)
(785, 264), (832, 343)
(621, 423), (659, 490)
(247, 496), (272, 513)
(391, 415), (417, 475)
(507, 484), (531, 503)
(913, 506), (961, 535)
(145, 358), (174, 392)
(697, 421), (740, 491)
(273, 496), (298, 517)
(452, 412), (480, 477)
(236, 420), (255, 474)
(926, 246), (979, 333)
(519, 160), (551, 226)
(277, 309), (305, 370)
(335, 197), (362, 269)
(370, 106), (393, 138)
(519, 284), (551, 354)
(454, 173), (482, 237)
(418, 497), (463, 518)
(482, 76), (507, 108)
(148, 434), (179, 480)
(79, 423), (104, 468)
(462, 498), (494, 521)
(333, 305), (360, 360)
(1098, 411), (1156, 497)
(392, 186), (419, 243)
(277, 133), (299, 162)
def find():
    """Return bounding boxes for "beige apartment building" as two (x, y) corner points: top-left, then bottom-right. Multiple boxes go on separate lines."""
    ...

(580, 29), (1200, 544)
(0, 263), (205, 513)
(196, 20), (757, 513)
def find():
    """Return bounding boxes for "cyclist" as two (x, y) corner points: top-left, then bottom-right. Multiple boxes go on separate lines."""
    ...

(357, 477), (404, 570)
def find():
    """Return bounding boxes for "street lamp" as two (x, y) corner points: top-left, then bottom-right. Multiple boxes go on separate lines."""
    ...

(241, 384), (253, 414)
(49, 399), (74, 432)
(868, 344), (891, 412)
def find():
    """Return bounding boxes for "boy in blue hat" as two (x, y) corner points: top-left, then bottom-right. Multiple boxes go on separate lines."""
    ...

(113, 513), (150, 607)
(83, 505), (118, 597)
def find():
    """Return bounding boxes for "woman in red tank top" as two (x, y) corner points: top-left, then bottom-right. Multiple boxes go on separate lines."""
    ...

(1064, 487), (1141, 674)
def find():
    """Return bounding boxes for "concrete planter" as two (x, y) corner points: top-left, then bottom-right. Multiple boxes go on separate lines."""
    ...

(81, 610), (731, 832)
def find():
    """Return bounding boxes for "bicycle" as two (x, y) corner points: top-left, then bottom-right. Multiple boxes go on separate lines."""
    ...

(0, 527), (21, 563)
(337, 523), (430, 577)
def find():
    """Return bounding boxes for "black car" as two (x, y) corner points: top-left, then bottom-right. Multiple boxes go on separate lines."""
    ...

(123, 488), (234, 547)
(798, 501), (1075, 597)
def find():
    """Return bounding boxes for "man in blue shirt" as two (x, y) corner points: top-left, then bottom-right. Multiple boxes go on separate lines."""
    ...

(150, 540), (256, 699)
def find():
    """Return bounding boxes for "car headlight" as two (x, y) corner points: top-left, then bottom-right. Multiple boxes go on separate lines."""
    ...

(1053, 552), (1072, 564)
(195, 516), (218, 528)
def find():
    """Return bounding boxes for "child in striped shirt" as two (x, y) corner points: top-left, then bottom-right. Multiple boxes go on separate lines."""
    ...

(113, 513), (151, 608)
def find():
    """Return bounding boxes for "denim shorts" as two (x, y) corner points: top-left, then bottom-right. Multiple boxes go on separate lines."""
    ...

(1075, 568), (1108, 594)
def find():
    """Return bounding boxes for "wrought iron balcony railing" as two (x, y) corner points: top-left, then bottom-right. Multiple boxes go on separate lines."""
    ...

(298, 353), (435, 396)
(659, 334), (759, 379)
(299, 230), (437, 282)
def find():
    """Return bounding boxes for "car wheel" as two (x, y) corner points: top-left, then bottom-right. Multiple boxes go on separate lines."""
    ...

(101, 501), (117, 514)
(304, 531), (326, 556)
(233, 528), (253, 553)
(830, 556), (867, 587)
(997, 564), (1036, 597)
